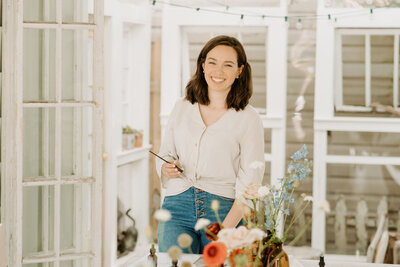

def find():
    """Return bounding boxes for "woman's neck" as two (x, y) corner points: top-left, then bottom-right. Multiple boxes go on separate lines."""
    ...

(207, 90), (228, 110)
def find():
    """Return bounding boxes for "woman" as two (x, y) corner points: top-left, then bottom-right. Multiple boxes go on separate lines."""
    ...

(156, 35), (265, 253)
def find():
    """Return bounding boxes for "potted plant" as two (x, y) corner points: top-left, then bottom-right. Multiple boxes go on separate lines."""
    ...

(133, 129), (143, 148)
(122, 126), (135, 150)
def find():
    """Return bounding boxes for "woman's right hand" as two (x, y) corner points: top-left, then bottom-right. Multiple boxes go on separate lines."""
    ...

(161, 161), (182, 178)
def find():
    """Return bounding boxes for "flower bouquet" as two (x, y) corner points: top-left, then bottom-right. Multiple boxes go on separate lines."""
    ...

(203, 145), (313, 267)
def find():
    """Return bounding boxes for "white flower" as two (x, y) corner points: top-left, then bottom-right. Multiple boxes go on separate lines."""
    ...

(194, 218), (210, 230)
(178, 233), (193, 248)
(243, 184), (264, 199)
(318, 200), (331, 213)
(257, 186), (270, 197)
(249, 161), (264, 170)
(154, 209), (171, 222)
(211, 199), (219, 212)
(303, 195), (313, 202)
(217, 226), (266, 250)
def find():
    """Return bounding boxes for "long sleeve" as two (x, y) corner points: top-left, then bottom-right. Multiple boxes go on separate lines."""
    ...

(235, 113), (265, 204)
(156, 100), (181, 188)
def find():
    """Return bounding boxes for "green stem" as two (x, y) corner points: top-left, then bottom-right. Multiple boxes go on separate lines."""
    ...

(286, 217), (312, 246)
(284, 201), (310, 237)
(282, 188), (295, 228)
(252, 199), (258, 225)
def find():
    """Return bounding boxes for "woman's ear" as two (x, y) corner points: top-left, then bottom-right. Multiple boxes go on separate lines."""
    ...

(237, 65), (244, 76)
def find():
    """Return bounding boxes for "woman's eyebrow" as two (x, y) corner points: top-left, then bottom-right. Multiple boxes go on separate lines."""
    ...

(207, 57), (236, 64)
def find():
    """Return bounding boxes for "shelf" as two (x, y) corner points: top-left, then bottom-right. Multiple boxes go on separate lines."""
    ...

(116, 242), (150, 267)
(117, 144), (152, 167)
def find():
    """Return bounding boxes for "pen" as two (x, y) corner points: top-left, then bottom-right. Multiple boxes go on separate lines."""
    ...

(149, 150), (184, 173)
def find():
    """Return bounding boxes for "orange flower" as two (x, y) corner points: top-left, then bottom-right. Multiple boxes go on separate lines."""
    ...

(203, 242), (227, 267)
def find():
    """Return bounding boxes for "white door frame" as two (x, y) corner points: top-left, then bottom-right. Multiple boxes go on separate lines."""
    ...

(160, 3), (288, 199)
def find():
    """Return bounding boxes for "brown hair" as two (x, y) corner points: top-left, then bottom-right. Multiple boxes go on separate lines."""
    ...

(185, 35), (252, 111)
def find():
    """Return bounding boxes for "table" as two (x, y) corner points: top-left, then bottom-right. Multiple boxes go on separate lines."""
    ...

(130, 253), (398, 267)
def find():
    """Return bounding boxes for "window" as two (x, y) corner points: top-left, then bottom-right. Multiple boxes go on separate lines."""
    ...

(335, 29), (400, 116)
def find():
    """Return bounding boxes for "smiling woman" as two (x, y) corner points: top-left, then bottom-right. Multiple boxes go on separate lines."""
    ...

(155, 35), (265, 254)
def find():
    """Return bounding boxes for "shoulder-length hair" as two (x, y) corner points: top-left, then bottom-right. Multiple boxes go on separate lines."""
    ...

(185, 35), (252, 111)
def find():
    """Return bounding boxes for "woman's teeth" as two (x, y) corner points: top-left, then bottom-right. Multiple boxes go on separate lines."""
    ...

(212, 77), (224, 83)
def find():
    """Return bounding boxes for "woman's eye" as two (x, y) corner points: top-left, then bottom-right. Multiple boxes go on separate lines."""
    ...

(225, 64), (233, 67)
(208, 62), (216, 65)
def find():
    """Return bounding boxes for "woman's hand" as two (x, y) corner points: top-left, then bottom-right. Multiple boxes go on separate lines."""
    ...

(161, 161), (183, 178)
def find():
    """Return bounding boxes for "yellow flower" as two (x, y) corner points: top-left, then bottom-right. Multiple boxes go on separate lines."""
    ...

(181, 261), (192, 267)
(178, 233), (193, 249)
(211, 199), (219, 212)
(168, 246), (182, 261)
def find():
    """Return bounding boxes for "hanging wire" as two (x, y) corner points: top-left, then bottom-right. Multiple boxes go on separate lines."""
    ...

(150, 0), (382, 21)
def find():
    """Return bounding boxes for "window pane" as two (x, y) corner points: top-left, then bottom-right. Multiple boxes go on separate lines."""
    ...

(327, 131), (400, 157)
(262, 162), (271, 186)
(23, 108), (56, 180)
(62, 0), (93, 23)
(326, 164), (400, 255)
(264, 128), (272, 154)
(371, 35), (394, 106)
(342, 35), (365, 106)
(60, 184), (92, 252)
(23, 28), (56, 101)
(23, 186), (55, 257)
(62, 29), (93, 101)
(23, 0), (56, 22)
(60, 259), (91, 267)
(61, 107), (93, 178)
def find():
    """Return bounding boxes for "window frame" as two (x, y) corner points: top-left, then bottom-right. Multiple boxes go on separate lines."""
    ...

(334, 28), (400, 113)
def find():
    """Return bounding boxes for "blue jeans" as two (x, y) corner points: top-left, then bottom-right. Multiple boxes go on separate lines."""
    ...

(158, 187), (239, 254)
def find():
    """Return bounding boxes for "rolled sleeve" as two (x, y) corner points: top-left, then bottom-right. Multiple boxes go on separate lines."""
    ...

(235, 114), (265, 206)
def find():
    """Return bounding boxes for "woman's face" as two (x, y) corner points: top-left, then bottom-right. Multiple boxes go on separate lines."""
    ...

(202, 45), (244, 95)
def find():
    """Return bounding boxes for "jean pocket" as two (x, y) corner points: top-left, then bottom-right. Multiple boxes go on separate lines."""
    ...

(215, 194), (235, 203)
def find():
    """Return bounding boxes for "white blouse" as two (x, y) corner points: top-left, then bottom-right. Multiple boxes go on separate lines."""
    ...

(156, 98), (265, 200)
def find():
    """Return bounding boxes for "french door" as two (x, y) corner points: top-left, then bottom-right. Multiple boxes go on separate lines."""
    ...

(1, 0), (104, 266)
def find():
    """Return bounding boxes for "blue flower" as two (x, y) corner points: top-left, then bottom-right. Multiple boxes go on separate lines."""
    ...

(290, 144), (308, 162)
(286, 183), (293, 190)
(284, 209), (290, 216)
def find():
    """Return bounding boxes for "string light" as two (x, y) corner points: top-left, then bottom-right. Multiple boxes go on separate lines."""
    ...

(150, 0), (383, 24)
(296, 18), (303, 30)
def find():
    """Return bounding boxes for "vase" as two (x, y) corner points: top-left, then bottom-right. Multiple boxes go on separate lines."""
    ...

(261, 242), (289, 267)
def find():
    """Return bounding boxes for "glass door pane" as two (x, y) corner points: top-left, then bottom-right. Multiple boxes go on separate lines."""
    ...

(62, 30), (93, 102)
(62, 0), (93, 23)
(60, 184), (92, 253)
(23, 186), (55, 257)
(23, 0), (57, 22)
(23, 28), (56, 101)
(61, 107), (93, 178)
(23, 108), (56, 180)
